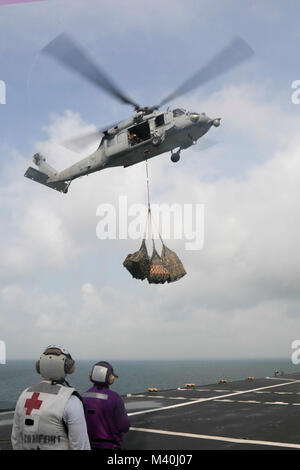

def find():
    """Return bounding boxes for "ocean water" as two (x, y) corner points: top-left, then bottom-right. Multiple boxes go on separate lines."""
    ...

(0, 358), (298, 410)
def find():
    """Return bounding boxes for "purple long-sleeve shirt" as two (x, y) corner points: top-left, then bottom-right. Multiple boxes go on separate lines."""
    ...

(82, 384), (130, 449)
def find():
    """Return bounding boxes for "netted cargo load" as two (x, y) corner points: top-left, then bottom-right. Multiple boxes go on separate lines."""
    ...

(123, 160), (187, 284)
(161, 243), (186, 283)
(123, 239), (150, 280)
(147, 242), (170, 284)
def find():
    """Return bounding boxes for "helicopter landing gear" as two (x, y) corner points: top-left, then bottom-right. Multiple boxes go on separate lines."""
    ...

(171, 150), (180, 163)
(63, 181), (72, 194)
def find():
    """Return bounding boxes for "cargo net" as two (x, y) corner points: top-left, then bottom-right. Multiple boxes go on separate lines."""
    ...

(123, 238), (150, 281)
(123, 161), (186, 284)
(123, 216), (186, 284)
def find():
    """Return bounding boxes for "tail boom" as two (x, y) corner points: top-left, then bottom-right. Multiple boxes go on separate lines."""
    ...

(24, 167), (71, 193)
(24, 154), (70, 193)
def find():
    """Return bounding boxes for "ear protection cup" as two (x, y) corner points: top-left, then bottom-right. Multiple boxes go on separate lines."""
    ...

(36, 346), (75, 378)
(107, 373), (114, 385)
(64, 357), (75, 374)
(89, 361), (118, 385)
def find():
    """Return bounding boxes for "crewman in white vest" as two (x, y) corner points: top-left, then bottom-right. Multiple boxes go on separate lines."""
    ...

(11, 345), (91, 450)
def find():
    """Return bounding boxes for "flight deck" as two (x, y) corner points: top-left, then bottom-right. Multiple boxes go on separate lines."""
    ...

(2, 373), (300, 450)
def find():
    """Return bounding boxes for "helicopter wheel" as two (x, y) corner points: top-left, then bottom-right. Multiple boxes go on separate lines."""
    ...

(171, 151), (180, 163)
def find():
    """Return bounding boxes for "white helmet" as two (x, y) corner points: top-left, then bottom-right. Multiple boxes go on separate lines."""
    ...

(89, 361), (118, 385)
(36, 345), (75, 381)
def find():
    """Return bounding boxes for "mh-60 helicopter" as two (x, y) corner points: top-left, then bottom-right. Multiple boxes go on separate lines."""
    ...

(24, 34), (254, 194)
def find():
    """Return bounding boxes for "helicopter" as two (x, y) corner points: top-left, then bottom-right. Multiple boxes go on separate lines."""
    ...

(24, 34), (254, 194)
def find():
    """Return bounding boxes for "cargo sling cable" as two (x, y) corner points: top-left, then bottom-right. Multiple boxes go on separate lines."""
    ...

(145, 159), (162, 246)
(123, 160), (186, 282)
(144, 160), (171, 284)
(144, 160), (186, 284)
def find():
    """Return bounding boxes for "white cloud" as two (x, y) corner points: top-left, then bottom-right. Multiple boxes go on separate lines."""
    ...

(1, 91), (300, 359)
(1, 280), (299, 360)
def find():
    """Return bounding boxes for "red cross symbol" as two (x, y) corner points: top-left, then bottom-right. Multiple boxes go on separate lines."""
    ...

(24, 392), (43, 415)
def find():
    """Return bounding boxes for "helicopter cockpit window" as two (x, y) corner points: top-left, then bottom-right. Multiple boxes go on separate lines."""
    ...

(173, 108), (185, 117)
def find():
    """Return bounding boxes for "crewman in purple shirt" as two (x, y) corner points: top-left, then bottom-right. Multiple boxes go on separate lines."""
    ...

(82, 361), (130, 450)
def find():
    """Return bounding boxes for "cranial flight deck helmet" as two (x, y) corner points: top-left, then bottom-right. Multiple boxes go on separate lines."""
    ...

(36, 345), (75, 382)
(89, 361), (118, 386)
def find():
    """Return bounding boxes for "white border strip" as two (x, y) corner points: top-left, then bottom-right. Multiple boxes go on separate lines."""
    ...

(265, 377), (297, 381)
(0, 411), (14, 416)
(0, 419), (13, 427)
(130, 427), (300, 449)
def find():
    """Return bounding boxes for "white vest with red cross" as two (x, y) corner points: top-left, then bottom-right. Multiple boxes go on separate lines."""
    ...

(14, 380), (75, 450)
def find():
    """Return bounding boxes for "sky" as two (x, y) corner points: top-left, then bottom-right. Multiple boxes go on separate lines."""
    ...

(0, 0), (300, 361)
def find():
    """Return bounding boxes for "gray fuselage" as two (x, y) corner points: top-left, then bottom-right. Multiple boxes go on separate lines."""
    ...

(48, 109), (218, 183)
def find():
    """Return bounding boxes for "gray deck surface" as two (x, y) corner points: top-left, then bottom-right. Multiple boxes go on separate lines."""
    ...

(2, 374), (300, 450)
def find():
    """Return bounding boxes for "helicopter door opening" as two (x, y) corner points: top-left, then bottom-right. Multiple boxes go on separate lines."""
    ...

(128, 121), (150, 146)
(155, 114), (165, 127)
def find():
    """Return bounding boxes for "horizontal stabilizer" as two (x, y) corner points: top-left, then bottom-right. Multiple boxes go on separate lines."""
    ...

(24, 167), (70, 193)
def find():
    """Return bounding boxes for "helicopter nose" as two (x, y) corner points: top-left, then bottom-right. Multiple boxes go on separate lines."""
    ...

(196, 113), (213, 125)
(207, 117), (221, 127)
(189, 112), (200, 123)
(212, 118), (221, 127)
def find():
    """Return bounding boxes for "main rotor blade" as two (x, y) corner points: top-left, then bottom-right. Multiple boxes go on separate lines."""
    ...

(61, 130), (103, 153)
(158, 36), (254, 108)
(60, 119), (120, 152)
(43, 33), (139, 109)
